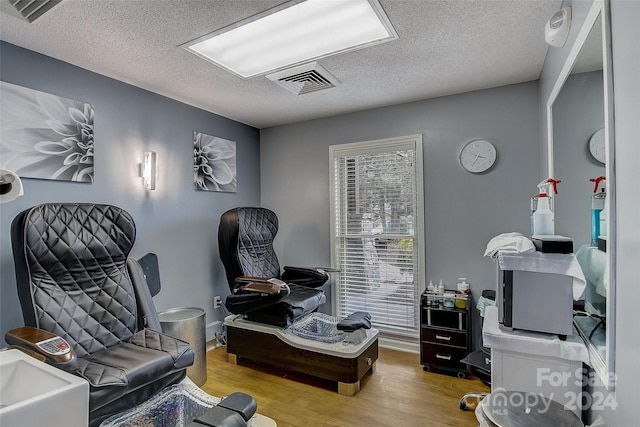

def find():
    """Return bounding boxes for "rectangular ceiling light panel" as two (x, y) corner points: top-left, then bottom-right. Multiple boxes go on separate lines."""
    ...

(182, 0), (397, 79)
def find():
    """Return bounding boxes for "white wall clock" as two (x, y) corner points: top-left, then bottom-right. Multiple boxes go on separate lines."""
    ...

(459, 139), (497, 173)
(589, 128), (606, 164)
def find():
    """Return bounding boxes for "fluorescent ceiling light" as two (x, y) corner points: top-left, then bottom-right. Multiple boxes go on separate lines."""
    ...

(181, 0), (397, 79)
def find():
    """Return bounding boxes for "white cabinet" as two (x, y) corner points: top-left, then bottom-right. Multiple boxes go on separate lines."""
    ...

(483, 306), (588, 416)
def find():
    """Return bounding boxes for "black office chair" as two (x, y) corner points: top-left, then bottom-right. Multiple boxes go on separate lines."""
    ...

(218, 207), (329, 327)
(7, 203), (194, 426)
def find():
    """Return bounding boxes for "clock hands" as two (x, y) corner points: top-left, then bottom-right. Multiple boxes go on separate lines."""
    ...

(470, 152), (487, 167)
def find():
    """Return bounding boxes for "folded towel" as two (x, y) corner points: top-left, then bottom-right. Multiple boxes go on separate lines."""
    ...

(484, 232), (535, 259)
(476, 296), (496, 318)
(576, 244), (608, 297)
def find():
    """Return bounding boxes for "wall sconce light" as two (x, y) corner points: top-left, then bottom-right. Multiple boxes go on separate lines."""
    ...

(0, 169), (24, 203)
(141, 151), (158, 190)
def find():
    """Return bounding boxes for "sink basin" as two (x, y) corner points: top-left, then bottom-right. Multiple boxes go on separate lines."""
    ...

(0, 349), (88, 426)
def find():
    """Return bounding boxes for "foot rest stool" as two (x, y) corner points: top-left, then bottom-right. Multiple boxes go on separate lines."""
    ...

(188, 393), (256, 427)
(337, 311), (372, 332)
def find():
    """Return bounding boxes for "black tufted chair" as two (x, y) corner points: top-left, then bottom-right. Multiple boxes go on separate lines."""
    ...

(218, 207), (329, 327)
(9, 203), (194, 426)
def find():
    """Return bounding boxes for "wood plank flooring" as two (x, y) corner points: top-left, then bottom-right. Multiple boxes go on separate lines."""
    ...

(201, 345), (489, 427)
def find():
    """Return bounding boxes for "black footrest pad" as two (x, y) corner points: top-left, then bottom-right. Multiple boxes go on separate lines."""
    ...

(217, 392), (257, 422)
(337, 311), (372, 331)
(190, 407), (246, 427)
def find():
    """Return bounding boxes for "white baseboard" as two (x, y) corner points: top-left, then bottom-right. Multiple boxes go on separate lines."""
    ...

(379, 336), (420, 354)
(206, 320), (223, 341)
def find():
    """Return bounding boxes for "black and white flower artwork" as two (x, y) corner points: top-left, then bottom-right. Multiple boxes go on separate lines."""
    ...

(0, 81), (94, 182)
(193, 131), (237, 193)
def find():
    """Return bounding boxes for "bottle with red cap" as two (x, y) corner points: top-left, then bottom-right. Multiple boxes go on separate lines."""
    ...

(589, 176), (606, 246)
(532, 178), (560, 236)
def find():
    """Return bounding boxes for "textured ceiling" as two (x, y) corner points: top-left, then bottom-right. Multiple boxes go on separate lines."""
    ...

(0, 0), (562, 129)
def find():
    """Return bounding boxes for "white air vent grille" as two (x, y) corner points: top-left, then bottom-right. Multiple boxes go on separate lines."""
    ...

(1, 0), (61, 22)
(267, 62), (341, 95)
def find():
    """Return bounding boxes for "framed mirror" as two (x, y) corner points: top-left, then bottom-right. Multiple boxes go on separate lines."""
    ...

(546, 0), (615, 388)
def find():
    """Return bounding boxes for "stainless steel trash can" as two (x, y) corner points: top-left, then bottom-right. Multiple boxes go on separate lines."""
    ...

(158, 307), (207, 386)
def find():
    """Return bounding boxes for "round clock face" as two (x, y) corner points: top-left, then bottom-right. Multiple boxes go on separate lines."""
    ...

(459, 139), (497, 173)
(589, 128), (606, 164)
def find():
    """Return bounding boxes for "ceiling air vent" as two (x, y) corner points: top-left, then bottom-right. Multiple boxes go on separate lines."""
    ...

(267, 62), (341, 95)
(0, 0), (62, 23)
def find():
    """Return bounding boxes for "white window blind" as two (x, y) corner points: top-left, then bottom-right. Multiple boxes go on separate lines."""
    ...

(330, 135), (424, 339)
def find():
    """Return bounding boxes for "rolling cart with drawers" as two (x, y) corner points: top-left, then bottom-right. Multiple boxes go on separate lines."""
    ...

(420, 290), (471, 378)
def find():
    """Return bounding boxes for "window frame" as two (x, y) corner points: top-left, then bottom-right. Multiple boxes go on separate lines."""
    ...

(329, 134), (425, 346)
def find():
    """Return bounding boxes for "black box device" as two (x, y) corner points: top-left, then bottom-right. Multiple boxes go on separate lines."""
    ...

(531, 235), (573, 254)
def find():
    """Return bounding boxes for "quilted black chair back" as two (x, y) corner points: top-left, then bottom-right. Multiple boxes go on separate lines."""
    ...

(218, 207), (281, 291)
(12, 203), (137, 357)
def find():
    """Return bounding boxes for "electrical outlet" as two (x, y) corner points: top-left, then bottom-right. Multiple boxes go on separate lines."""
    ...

(213, 295), (222, 309)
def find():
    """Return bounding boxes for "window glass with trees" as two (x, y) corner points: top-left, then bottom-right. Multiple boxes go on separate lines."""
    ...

(330, 135), (424, 340)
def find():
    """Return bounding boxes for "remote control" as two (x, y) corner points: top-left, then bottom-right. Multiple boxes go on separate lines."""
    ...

(36, 336), (71, 356)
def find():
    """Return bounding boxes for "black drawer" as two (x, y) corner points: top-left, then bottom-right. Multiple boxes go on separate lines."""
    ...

(421, 327), (467, 347)
(420, 342), (468, 369)
(421, 307), (467, 329)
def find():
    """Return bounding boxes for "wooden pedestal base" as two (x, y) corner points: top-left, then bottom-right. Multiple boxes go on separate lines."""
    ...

(226, 323), (378, 396)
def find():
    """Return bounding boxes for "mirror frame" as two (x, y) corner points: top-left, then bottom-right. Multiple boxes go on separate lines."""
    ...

(546, 0), (616, 388)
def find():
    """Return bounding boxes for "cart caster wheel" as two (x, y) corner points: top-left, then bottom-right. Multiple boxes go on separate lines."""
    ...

(423, 365), (430, 372)
(459, 398), (468, 411)
(457, 371), (466, 379)
(459, 393), (487, 411)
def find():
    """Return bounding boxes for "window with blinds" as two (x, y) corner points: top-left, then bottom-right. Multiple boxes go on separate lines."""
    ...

(329, 135), (424, 340)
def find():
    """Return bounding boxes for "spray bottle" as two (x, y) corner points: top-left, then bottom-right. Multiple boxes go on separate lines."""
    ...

(599, 183), (608, 240)
(531, 178), (561, 236)
(589, 176), (606, 246)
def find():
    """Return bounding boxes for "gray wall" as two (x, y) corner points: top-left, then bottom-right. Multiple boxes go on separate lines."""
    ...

(0, 42), (261, 341)
(260, 81), (541, 347)
(539, 0), (640, 424)
(608, 0), (640, 425)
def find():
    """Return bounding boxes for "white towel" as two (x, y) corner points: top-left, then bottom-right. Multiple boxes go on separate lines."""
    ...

(576, 244), (608, 297)
(484, 232), (536, 259)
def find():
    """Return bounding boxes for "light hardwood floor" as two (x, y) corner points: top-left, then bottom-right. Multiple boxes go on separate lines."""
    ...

(200, 345), (489, 427)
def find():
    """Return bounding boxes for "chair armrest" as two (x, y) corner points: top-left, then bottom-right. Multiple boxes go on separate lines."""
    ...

(226, 281), (290, 315)
(5, 326), (77, 369)
(285, 265), (340, 273)
(241, 281), (289, 295)
(281, 266), (332, 288)
(235, 276), (273, 284)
